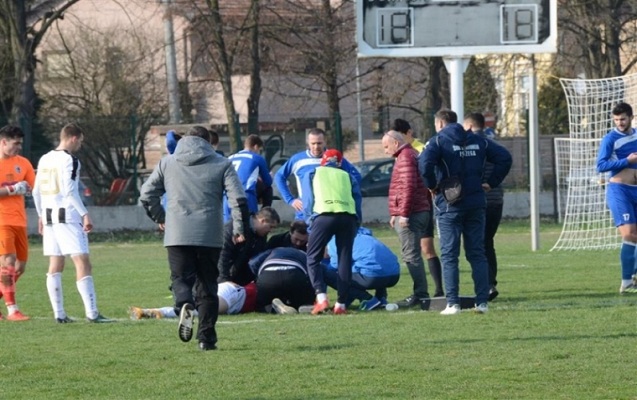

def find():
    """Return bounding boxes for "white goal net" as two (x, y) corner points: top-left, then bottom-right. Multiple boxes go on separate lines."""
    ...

(551, 74), (637, 250)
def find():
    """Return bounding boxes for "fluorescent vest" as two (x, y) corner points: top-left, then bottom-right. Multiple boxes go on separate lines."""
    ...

(312, 167), (356, 215)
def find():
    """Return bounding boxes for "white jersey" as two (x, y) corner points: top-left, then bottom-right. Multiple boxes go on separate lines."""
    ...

(32, 149), (88, 224)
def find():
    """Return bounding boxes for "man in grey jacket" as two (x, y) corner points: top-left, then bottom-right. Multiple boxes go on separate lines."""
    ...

(140, 126), (249, 351)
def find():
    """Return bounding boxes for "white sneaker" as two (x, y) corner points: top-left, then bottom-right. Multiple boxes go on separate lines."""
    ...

(474, 303), (489, 314)
(272, 298), (298, 314)
(440, 304), (461, 315)
(298, 305), (314, 314)
(619, 282), (637, 294)
(178, 303), (195, 342)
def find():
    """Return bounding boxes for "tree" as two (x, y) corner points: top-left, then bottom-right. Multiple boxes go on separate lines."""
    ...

(537, 72), (569, 136)
(37, 24), (168, 198)
(558, 1), (637, 78)
(0, 0), (81, 158)
(261, 0), (358, 150)
(184, 0), (259, 153)
(246, 0), (261, 136)
(464, 57), (499, 118)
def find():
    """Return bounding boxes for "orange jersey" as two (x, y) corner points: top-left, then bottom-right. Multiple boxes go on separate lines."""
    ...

(0, 155), (36, 227)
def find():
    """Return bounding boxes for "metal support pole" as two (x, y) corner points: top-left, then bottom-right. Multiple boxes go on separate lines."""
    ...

(356, 59), (364, 161)
(443, 57), (470, 118)
(528, 58), (540, 250)
(162, 0), (181, 124)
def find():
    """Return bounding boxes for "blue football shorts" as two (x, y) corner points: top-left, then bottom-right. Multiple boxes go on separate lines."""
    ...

(606, 182), (637, 226)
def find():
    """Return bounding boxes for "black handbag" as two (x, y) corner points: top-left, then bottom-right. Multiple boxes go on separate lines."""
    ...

(437, 136), (465, 205)
(439, 175), (462, 204)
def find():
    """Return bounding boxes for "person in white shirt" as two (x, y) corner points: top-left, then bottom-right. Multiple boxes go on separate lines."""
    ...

(32, 123), (113, 323)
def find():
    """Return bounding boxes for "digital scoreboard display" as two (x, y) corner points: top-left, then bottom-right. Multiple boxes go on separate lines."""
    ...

(357, 0), (556, 57)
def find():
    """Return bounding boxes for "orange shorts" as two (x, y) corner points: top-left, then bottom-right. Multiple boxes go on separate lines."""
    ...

(0, 225), (29, 261)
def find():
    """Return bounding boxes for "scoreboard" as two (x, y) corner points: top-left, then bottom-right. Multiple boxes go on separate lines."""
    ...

(357, 0), (557, 57)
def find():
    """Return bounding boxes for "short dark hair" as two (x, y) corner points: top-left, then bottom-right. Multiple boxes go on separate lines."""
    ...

(256, 206), (280, 225)
(0, 125), (24, 140)
(186, 126), (212, 143)
(245, 134), (263, 148)
(464, 113), (485, 129)
(209, 129), (220, 146)
(613, 102), (633, 117)
(289, 220), (308, 235)
(435, 109), (458, 124)
(391, 118), (411, 134)
(307, 128), (325, 137)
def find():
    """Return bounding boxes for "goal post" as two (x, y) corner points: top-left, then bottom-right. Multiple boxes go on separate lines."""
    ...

(550, 74), (637, 251)
(552, 138), (617, 250)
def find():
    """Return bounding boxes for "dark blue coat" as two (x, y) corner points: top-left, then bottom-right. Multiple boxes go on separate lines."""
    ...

(419, 123), (512, 211)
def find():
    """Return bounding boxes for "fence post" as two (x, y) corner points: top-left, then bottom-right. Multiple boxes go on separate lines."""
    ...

(130, 115), (138, 201)
(334, 112), (342, 152)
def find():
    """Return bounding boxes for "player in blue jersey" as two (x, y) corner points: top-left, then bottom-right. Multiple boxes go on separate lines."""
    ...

(274, 128), (362, 221)
(224, 134), (272, 222)
(323, 227), (400, 311)
(597, 102), (637, 294)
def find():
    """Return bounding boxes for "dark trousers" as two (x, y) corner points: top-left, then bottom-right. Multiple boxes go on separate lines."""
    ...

(306, 213), (358, 304)
(168, 246), (220, 345)
(256, 267), (315, 310)
(323, 265), (399, 306)
(485, 203), (503, 287)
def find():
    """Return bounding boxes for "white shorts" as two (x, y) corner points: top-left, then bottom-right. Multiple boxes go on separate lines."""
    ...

(42, 223), (90, 256)
(218, 282), (246, 315)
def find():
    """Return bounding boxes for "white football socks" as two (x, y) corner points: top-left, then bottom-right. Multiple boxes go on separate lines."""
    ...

(160, 307), (177, 318)
(334, 302), (346, 310)
(76, 275), (98, 319)
(46, 272), (66, 319)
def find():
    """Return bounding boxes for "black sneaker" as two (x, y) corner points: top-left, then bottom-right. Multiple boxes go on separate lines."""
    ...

(56, 316), (75, 323)
(488, 287), (499, 301)
(397, 295), (428, 308)
(198, 341), (217, 351)
(178, 303), (195, 342)
(87, 314), (115, 323)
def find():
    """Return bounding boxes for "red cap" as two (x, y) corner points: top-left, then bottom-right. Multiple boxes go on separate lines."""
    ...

(321, 149), (343, 166)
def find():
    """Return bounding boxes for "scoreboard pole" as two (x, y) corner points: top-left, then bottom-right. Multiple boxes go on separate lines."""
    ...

(443, 57), (471, 123)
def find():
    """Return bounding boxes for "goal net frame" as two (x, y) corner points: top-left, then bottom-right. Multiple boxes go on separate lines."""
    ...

(551, 74), (637, 250)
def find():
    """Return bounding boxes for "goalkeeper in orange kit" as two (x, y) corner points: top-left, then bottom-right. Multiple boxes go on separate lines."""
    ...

(0, 125), (36, 321)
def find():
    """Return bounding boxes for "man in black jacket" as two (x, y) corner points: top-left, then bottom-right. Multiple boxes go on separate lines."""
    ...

(218, 207), (280, 286)
(464, 113), (504, 301)
(266, 220), (309, 251)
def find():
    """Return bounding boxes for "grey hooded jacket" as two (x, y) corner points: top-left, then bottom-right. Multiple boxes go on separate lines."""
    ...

(140, 135), (248, 248)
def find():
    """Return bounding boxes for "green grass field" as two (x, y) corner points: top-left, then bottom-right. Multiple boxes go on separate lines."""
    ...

(2, 221), (635, 400)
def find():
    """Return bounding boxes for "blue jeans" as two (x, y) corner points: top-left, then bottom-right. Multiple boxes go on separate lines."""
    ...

(436, 207), (489, 305)
(394, 211), (429, 298)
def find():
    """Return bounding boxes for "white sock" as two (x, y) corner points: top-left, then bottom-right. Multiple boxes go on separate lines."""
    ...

(335, 302), (346, 310)
(160, 307), (177, 318)
(46, 273), (66, 319)
(316, 293), (327, 303)
(622, 279), (633, 287)
(76, 276), (98, 319)
(7, 305), (19, 314)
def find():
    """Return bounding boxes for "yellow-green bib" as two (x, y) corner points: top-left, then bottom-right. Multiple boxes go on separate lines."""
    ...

(312, 167), (355, 215)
